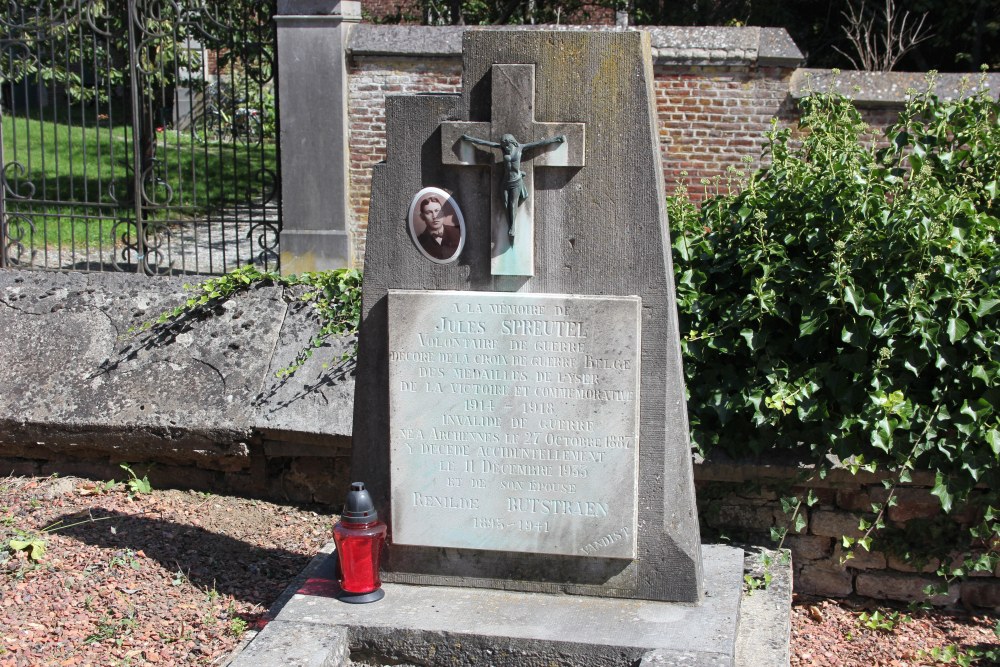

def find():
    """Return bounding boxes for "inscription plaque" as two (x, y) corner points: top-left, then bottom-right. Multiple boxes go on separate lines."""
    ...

(388, 290), (641, 558)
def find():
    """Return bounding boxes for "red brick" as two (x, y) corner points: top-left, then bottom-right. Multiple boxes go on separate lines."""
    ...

(810, 510), (867, 539)
(0, 457), (41, 476)
(887, 487), (943, 522)
(886, 552), (940, 574)
(833, 543), (887, 570)
(785, 535), (833, 562)
(960, 580), (1000, 610)
(714, 501), (780, 531)
(836, 487), (889, 512)
(855, 572), (958, 605)
(344, 56), (899, 264)
(796, 562), (854, 597)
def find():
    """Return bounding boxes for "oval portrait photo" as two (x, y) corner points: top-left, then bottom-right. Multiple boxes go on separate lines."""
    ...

(408, 187), (465, 263)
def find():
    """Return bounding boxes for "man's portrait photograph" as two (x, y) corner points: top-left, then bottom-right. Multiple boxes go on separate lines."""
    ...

(408, 187), (465, 263)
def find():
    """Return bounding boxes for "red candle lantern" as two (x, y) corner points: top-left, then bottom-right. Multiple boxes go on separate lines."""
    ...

(333, 482), (387, 603)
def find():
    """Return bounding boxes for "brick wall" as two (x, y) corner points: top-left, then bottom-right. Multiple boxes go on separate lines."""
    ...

(653, 65), (798, 202)
(697, 464), (1000, 609)
(345, 58), (805, 264)
(347, 58), (462, 262)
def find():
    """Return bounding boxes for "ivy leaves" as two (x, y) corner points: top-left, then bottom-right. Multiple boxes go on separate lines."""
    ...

(143, 265), (362, 378)
(7, 533), (46, 562)
(669, 76), (1000, 506)
(276, 268), (362, 377)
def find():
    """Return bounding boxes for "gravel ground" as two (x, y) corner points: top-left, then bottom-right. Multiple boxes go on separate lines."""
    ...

(2, 474), (998, 666)
(791, 595), (999, 666)
(1, 474), (333, 666)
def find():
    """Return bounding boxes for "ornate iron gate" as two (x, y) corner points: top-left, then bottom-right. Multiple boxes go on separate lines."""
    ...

(0, 0), (280, 275)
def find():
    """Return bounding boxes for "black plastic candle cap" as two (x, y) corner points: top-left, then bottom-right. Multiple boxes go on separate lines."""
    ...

(342, 482), (378, 524)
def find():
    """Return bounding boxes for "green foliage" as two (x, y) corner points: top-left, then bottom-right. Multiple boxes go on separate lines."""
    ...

(1, 114), (279, 247)
(143, 266), (362, 376)
(109, 548), (142, 570)
(6, 530), (46, 562)
(857, 609), (910, 632)
(742, 570), (770, 592)
(228, 617), (248, 638)
(201, 72), (277, 143)
(276, 269), (363, 376)
(412, 0), (601, 26)
(380, 0), (998, 71)
(742, 549), (788, 594)
(171, 568), (190, 587)
(670, 74), (1000, 513)
(772, 488), (819, 546)
(2, 508), (113, 565)
(148, 266), (276, 325)
(78, 478), (119, 496)
(1, 1), (274, 101)
(920, 634), (1000, 666)
(259, 85), (277, 140)
(625, 0), (998, 71)
(120, 464), (152, 498)
(85, 607), (139, 646)
(935, 505), (1000, 585)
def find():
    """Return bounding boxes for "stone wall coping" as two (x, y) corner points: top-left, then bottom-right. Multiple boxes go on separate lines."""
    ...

(348, 25), (464, 58)
(791, 69), (1000, 107)
(346, 26), (1000, 106)
(347, 24), (804, 66)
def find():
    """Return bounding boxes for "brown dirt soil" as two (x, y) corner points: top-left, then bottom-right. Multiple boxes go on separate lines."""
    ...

(1, 474), (333, 666)
(2, 474), (999, 666)
(791, 596), (999, 666)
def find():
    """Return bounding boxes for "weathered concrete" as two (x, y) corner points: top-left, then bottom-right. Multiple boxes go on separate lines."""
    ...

(790, 69), (1000, 107)
(277, 0), (361, 272)
(348, 24), (804, 67)
(0, 270), (354, 476)
(734, 549), (792, 667)
(229, 621), (350, 667)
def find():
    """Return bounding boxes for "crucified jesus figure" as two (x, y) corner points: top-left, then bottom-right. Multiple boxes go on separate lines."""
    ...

(460, 132), (565, 238)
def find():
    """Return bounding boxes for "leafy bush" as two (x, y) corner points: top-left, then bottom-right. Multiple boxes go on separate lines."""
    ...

(669, 74), (999, 507)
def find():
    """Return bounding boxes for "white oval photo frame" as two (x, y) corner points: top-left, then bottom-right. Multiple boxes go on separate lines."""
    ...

(408, 187), (466, 264)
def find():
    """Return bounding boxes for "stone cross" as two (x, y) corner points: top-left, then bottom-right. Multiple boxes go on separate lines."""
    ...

(355, 30), (711, 608)
(441, 64), (585, 276)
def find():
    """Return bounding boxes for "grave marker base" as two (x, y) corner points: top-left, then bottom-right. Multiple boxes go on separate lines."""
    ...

(229, 543), (790, 667)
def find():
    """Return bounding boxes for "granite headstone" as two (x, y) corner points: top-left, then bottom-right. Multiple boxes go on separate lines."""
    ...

(353, 29), (703, 603)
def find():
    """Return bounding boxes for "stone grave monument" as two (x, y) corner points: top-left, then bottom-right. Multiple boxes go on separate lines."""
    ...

(232, 29), (786, 667)
(355, 28), (712, 605)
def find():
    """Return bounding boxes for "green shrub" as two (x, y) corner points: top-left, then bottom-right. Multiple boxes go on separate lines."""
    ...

(670, 74), (999, 508)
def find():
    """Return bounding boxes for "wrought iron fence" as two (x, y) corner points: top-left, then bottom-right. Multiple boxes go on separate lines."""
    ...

(0, 0), (280, 275)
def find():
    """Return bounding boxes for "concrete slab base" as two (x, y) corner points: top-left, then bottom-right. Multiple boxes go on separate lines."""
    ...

(735, 548), (793, 667)
(227, 544), (791, 667)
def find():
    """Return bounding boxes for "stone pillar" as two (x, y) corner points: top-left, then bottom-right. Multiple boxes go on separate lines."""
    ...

(275, 0), (361, 273)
